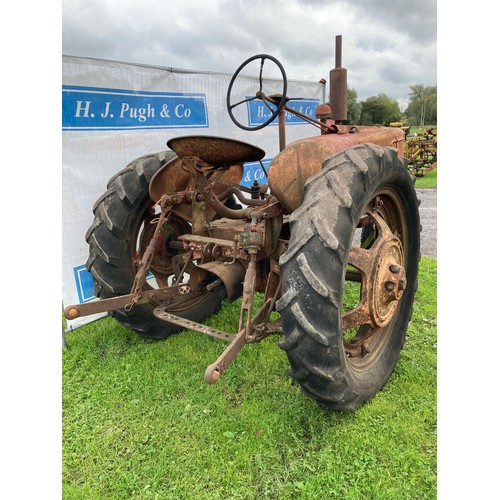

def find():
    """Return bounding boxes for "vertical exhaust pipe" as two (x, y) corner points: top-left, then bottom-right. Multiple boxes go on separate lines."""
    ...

(330, 35), (347, 124)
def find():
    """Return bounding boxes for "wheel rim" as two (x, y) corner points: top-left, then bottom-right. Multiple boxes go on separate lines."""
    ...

(342, 187), (409, 370)
(130, 204), (214, 312)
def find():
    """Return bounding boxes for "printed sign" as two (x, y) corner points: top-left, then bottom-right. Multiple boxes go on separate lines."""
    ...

(62, 85), (209, 130)
(73, 265), (95, 303)
(246, 98), (320, 127)
(62, 55), (324, 328)
(241, 159), (272, 187)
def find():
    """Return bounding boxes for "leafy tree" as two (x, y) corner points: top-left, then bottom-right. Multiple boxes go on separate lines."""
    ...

(359, 94), (402, 126)
(405, 85), (437, 125)
(347, 87), (362, 124)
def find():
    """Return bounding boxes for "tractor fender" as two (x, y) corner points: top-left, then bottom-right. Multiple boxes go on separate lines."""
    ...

(267, 126), (404, 213)
(149, 156), (244, 203)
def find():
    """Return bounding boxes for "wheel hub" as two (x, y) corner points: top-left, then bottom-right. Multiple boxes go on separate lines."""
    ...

(138, 216), (189, 276)
(369, 236), (405, 328)
(343, 210), (407, 333)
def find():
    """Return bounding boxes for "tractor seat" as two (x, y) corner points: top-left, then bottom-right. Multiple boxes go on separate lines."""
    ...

(167, 135), (265, 168)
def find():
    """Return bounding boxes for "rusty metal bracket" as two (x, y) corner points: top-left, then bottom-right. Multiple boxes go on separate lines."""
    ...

(200, 274), (282, 382)
(126, 202), (173, 310)
(184, 156), (253, 220)
(152, 309), (235, 342)
(204, 328), (247, 383)
(64, 284), (191, 320)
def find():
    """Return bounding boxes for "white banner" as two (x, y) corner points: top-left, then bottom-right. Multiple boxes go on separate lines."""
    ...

(62, 55), (325, 328)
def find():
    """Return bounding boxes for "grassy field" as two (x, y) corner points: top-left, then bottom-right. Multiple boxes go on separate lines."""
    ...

(63, 256), (437, 499)
(414, 168), (437, 189)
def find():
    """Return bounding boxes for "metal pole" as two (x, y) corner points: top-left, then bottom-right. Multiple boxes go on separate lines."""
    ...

(278, 108), (286, 151)
(330, 35), (347, 124)
(335, 35), (342, 68)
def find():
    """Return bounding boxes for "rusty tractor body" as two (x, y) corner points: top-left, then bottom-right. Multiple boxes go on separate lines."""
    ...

(64, 37), (420, 411)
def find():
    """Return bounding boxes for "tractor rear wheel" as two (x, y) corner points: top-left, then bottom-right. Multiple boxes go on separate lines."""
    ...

(277, 144), (420, 411)
(85, 152), (225, 339)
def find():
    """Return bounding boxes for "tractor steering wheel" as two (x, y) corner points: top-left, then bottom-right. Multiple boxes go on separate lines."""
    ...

(226, 54), (288, 131)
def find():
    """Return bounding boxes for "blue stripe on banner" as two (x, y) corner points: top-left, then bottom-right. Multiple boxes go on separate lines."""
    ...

(62, 85), (209, 130)
(241, 159), (272, 188)
(73, 264), (156, 304)
(73, 265), (95, 303)
(246, 97), (320, 127)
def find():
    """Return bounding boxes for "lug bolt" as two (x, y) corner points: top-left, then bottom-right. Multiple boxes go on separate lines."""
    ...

(385, 281), (396, 292)
(389, 264), (400, 273)
(398, 279), (407, 291)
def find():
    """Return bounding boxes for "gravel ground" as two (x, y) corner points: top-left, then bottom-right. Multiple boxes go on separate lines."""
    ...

(416, 188), (437, 258)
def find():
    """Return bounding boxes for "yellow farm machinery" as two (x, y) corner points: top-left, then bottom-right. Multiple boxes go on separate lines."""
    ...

(404, 127), (437, 176)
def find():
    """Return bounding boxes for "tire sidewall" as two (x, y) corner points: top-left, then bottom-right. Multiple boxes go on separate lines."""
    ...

(87, 152), (226, 339)
(279, 144), (421, 409)
(342, 161), (420, 395)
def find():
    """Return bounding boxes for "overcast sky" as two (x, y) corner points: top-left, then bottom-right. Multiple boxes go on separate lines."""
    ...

(62, 0), (436, 111)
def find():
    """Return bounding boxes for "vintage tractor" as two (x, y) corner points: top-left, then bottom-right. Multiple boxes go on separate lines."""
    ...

(64, 37), (420, 411)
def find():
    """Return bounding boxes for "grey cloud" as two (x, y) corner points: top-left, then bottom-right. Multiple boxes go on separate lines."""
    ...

(62, 0), (436, 110)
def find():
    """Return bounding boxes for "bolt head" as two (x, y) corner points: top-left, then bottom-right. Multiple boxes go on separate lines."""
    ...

(67, 308), (78, 319)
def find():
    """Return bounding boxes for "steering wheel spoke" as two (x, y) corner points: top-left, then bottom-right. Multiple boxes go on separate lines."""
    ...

(229, 95), (258, 110)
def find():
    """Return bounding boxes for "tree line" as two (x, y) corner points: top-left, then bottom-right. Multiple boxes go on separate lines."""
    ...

(343, 84), (437, 126)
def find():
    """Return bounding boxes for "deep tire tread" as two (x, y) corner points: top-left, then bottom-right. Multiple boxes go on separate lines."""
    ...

(279, 144), (421, 411)
(85, 151), (225, 339)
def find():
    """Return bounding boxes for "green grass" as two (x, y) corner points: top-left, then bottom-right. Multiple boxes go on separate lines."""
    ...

(414, 167), (437, 189)
(63, 257), (437, 499)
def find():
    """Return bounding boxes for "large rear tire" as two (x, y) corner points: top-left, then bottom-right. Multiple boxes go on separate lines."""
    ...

(85, 152), (225, 339)
(277, 144), (420, 410)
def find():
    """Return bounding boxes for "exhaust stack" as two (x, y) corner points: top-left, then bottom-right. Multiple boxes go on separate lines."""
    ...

(330, 35), (347, 124)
